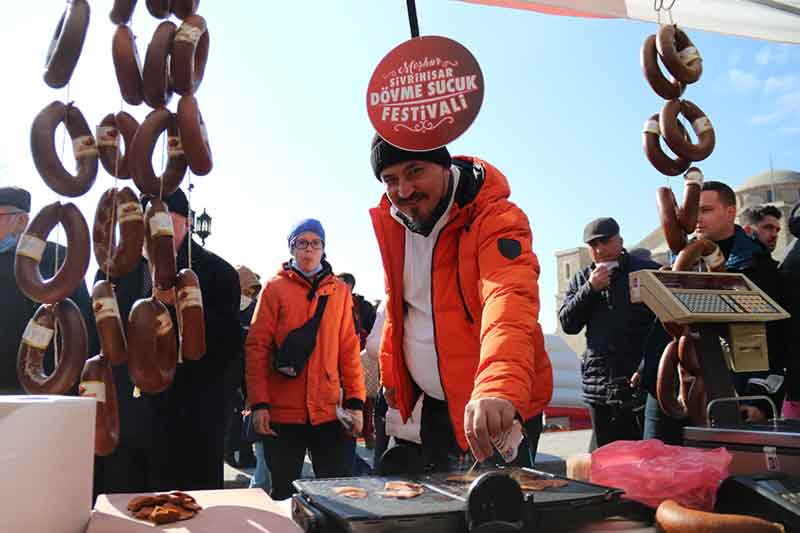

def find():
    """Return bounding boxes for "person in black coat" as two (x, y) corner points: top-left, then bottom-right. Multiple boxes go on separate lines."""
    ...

(0, 187), (97, 394)
(559, 217), (667, 450)
(95, 188), (240, 494)
(779, 203), (800, 419)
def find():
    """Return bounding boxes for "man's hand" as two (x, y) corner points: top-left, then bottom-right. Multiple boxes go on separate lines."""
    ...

(630, 371), (641, 389)
(345, 409), (364, 437)
(589, 265), (610, 292)
(464, 397), (516, 462)
(740, 404), (767, 423)
(253, 408), (278, 437)
(384, 387), (397, 409)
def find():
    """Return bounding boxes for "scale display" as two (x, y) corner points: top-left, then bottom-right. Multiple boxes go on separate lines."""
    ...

(630, 270), (789, 324)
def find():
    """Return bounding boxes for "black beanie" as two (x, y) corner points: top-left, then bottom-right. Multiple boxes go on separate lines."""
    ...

(370, 133), (451, 180)
(141, 188), (190, 217)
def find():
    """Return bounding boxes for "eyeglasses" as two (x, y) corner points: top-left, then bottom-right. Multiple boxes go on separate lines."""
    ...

(293, 239), (324, 250)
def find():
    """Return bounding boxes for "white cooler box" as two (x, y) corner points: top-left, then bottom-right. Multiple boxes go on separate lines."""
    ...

(0, 395), (96, 533)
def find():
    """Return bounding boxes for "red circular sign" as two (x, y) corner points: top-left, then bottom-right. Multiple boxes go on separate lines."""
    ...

(366, 36), (484, 151)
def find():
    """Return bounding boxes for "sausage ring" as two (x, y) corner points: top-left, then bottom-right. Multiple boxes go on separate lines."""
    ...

(176, 95), (212, 175)
(660, 99), (716, 162)
(31, 101), (98, 197)
(93, 187), (145, 278)
(112, 25), (144, 106)
(643, 114), (691, 176)
(656, 499), (785, 532)
(677, 167), (703, 234)
(129, 107), (188, 196)
(656, 25), (703, 85)
(672, 238), (725, 272)
(677, 334), (701, 376)
(15, 202), (90, 304)
(641, 35), (685, 100)
(171, 15), (209, 96)
(97, 112), (139, 179)
(144, 197), (177, 290)
(176, 268), (205, 361)
(79, 355), (120, 456)
(145, 0), (172, 19)
(142, 21), (176, 108)
(44, 0), (91, 89)
(127, 297), (178, 393)
(92, 280), (128, 366)
(171, 0), (199, 19)
(110, 0), (137, 24)
(657, 340), (687, 420)
(656, 187), (687, 254)
(17, 299), (88, 395)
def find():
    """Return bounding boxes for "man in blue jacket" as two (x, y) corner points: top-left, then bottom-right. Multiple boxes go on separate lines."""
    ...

(559, 218), (667, 450)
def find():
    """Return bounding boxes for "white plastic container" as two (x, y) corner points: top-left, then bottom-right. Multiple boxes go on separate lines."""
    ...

(0, 395), (96, 533)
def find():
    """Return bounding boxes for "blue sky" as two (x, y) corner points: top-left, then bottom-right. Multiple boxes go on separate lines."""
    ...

(1, 1), (798, 333)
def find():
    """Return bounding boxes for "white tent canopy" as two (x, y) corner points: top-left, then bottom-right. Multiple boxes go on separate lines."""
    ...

(461, 0), (800, 44)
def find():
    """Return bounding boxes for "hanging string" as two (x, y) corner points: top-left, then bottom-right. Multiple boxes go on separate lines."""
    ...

(53, 82), (73, 368)
(187, 173), (193, 269)
(653, 0), (676, 25)
(106, 95), (126, 282)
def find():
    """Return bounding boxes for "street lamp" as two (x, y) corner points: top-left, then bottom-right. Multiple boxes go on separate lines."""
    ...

(191, 208), (212, 246)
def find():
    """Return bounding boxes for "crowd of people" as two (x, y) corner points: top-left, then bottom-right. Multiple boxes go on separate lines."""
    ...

(1, 140), (797, 501)
(0, 132), (555, 501)
(560, 182), (800, 449)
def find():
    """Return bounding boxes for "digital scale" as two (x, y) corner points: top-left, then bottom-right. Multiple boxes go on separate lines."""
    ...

(630, 270), (789, 425)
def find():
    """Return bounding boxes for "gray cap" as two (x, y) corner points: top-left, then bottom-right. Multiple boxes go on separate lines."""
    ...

(583, 217), (620, 244)
(0, 187), (31, 213)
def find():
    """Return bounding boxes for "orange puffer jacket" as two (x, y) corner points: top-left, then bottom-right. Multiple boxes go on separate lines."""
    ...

(370, 156), (553, 452)
(245, 262), (365, 425)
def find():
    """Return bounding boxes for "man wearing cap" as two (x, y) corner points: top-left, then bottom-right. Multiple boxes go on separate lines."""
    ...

(95, 188), (240, 493)
(369, 134), (553, 470)
(0, 186), (97, 394)
(559, 217), (666, 449)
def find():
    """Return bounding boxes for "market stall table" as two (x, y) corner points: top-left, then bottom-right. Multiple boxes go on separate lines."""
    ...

(87, 488), (301, 532)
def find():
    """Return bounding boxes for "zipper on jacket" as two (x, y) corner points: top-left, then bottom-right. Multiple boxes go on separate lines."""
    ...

(429, 225), (451, 425)
(456, 272), (475, 324)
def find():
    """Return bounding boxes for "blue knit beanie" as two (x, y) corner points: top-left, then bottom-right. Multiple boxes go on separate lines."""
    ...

(288, 218), (325, 249)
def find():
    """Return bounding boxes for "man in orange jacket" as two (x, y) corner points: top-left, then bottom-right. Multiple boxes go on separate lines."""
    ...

(370, 134), (553, 471)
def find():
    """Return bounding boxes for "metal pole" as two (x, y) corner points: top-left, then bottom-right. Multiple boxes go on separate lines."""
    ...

(407, 0), (420, 38)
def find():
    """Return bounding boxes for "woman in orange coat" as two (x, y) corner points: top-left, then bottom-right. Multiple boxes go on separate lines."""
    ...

(245, 219), (366, 500)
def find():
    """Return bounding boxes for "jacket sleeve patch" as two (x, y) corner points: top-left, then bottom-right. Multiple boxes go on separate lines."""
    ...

(497, 238), (522, 260)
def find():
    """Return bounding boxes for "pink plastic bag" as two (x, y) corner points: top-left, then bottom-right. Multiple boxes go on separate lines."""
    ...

(590, 439), (732, 511)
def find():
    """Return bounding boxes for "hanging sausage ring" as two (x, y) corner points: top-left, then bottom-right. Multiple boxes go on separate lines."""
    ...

(177, 95), (213, 175)
(641, 34), (684, 100)
(44, 0), (90, 88)
(93, 186), (144, 278)
(15, 202), (91, 304)
(127, 297), (178, 393)
(129, 108), (188, 196)
(31, 101), (99, 197)
(660, 99), (716, 162)
(171, 15), (209, 96)
(656, 24), (703, 85)
(642, 114), (691, 176)
(80, 355), (120, 456)
(143, 21), (176, 108)
(17, 299), (88, 394)
(97, 111), (140, 179)
(92, 279), (129, 366)
(112, 24), (145, 106)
